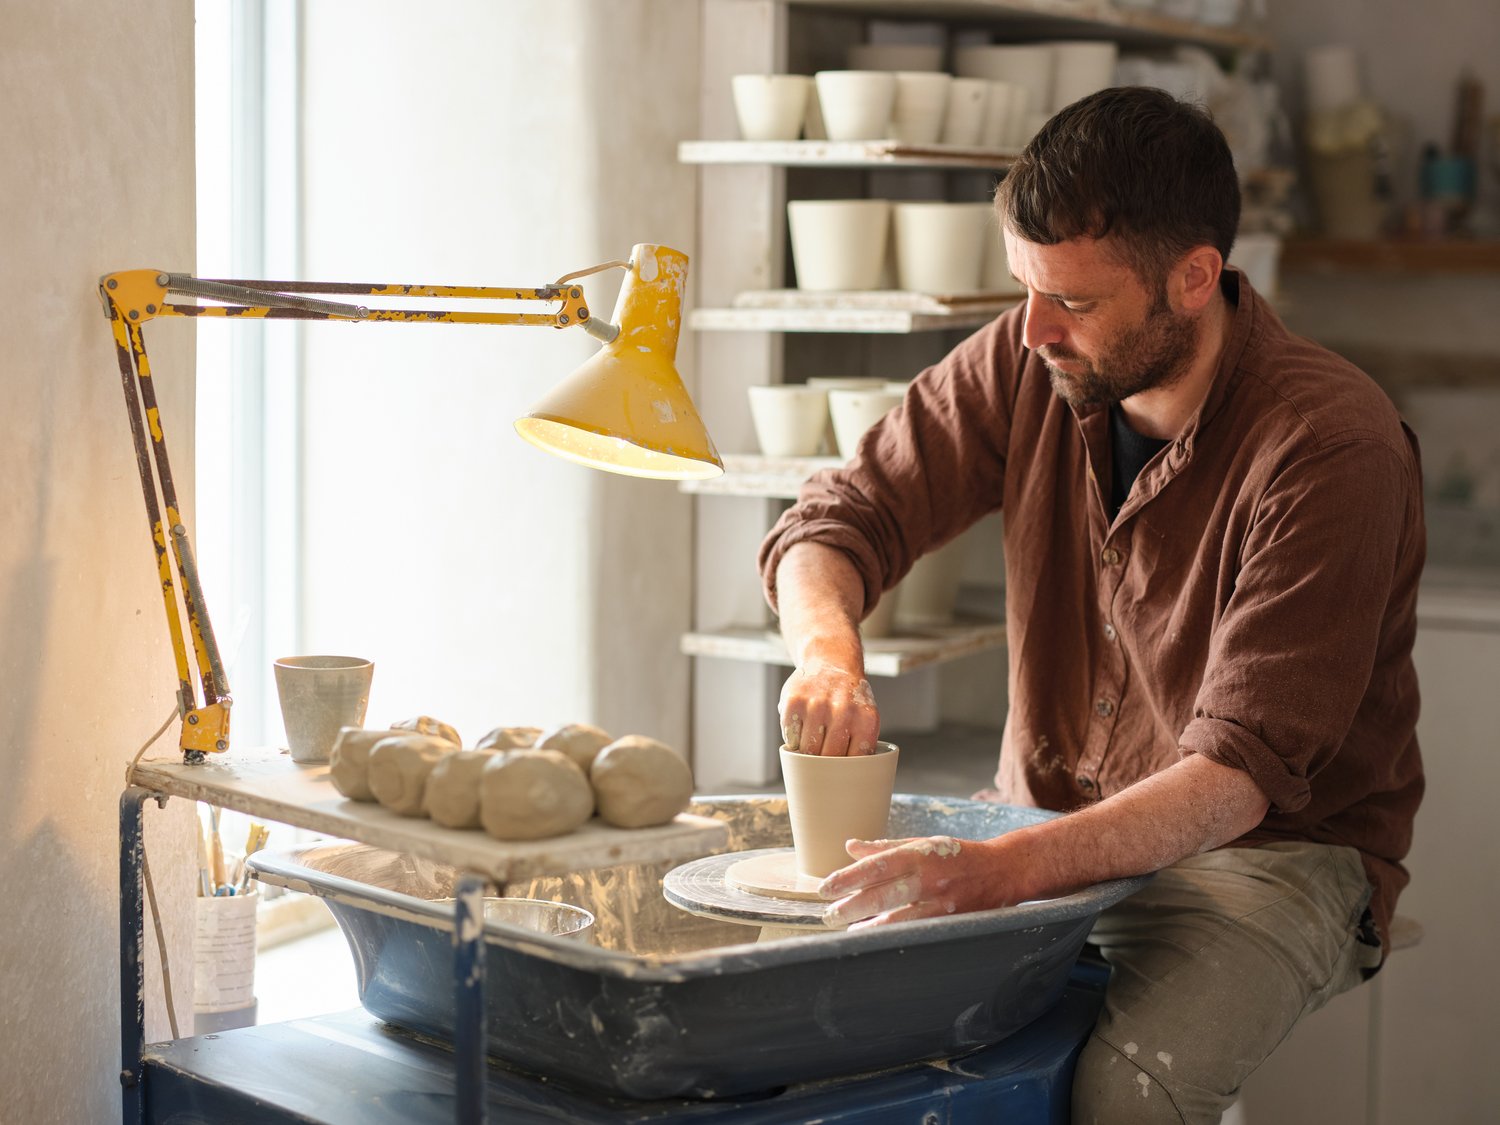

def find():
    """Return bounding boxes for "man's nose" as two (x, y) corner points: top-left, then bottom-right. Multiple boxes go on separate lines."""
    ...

(1022, 294), (1063, 350)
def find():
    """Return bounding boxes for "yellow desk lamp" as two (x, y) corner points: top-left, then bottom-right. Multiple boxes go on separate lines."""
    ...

(98, 244), (720, 762)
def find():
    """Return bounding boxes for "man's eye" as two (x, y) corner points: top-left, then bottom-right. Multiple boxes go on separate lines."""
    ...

(1062, 301), (1092, 314)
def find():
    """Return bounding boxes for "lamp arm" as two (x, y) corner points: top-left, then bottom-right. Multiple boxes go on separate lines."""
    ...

(97, 259), (633, 761)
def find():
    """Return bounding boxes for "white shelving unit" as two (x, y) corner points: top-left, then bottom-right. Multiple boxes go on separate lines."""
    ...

(686, 0), (1267, 789)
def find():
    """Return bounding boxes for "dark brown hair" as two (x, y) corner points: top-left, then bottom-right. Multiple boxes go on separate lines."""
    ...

(995, 86), (1241, 291)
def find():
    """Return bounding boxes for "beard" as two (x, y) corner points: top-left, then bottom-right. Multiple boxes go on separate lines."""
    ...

(1039, 293), (1200, 408)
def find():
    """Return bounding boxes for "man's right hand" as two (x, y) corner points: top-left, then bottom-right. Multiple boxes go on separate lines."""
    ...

(772, 542), (883, 756)
(779, 660), (880, 756)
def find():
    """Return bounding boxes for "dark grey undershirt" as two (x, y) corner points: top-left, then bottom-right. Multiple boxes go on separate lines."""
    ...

(1109, 405), (1169, 520)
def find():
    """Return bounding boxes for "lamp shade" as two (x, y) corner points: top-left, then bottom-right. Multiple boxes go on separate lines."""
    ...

(515, 244), (722, 480)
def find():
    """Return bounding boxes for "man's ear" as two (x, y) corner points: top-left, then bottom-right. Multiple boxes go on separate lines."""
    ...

(1172, 245), (1224, 313)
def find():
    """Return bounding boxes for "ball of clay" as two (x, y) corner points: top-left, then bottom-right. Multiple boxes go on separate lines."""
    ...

(368, 734), (453, 817)
(391, 714), (462, 747)
(423, 749), (499, 829)
(329, 727), (397, 801)
(479, 749), (594, 841)
(590, 736), (693, 829)
(475, 725), (542, 751)
(534, 722), (613, 774)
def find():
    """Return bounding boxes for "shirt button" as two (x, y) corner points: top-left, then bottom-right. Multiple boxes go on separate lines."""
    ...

(1095, 698), (1115, 718)
(1077, 775), (1095, 793)
(1102, 548), (1121, 566)
(1103, 622), (1117, 641)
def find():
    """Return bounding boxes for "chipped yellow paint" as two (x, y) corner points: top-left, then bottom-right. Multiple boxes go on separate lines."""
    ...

(99, 269), (169, 324)
(180, 700), (231, 754)
(146, 407), (162, 442)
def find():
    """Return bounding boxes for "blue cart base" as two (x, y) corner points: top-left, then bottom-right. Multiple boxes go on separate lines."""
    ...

(141, 960), (1107, 1124)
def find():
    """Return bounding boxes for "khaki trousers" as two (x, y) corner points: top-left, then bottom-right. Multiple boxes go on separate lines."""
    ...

(1071, 842), (1382, 1124)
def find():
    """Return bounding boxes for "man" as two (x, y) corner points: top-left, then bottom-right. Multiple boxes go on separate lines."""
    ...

(757, 87), (1424, 1122)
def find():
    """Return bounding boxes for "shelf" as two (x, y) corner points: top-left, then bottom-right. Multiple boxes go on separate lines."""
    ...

(695, 289), (1019, 334)
(1279, 238), (1500, 275)
(785, 0), (1270, 52)
(681, 453), (844, 498)
(127, 746), (729, 884)
(679, 139), (1016, 170)
(682, 616), (1007, 677)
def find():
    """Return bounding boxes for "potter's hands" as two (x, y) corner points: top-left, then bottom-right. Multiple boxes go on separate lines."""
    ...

(818, 835), (1017, 929)
(778, 660), (880, 756)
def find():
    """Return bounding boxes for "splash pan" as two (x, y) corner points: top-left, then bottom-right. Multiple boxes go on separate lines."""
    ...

(247, 795), (1147, 1100)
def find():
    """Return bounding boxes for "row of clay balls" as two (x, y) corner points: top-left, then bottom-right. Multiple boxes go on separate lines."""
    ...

(328, 717), (693, 841)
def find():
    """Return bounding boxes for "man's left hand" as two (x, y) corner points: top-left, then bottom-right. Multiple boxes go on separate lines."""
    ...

(817, 835), (1016, 929)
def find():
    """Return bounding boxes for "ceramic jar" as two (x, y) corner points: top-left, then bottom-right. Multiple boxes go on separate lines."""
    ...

(746, 385), (830, 458)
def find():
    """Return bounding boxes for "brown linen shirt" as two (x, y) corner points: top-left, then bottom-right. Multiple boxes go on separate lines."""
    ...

(759, 270), (1425, 951)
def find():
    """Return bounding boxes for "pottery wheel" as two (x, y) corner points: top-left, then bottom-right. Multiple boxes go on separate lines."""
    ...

(663, 848), (831, 928)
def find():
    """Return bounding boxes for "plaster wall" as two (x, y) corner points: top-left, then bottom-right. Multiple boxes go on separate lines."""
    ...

(294, 2), (701, 751)
(0, 0), (198, 1120)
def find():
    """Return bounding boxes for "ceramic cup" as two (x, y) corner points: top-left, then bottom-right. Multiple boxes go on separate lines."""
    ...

(955, 44), (1054, 124)
(731, 74), (813, 142)
(813, 70), (897, 141)
(889, 71), (952, 144)
(892, 201), (992, 294)
(981, 209), (1025, 293)
(828, 386), (905, 459)
(780, 742), (900, 878)
(846, 43), (944, 73)
(747, 385), (830, 457)
(807, 377), (891, 454)
(787, 199), (891, 291)
(1047, 41), (1119, 114)
(860, 588), (900, 640)
(895, 538), (972, 627)
(274, 655), (374, 763)
(941, 77), (991, 146)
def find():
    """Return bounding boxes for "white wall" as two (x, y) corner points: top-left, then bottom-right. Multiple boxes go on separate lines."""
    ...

(0, 1), (198, 1120)
(293, 2), (701, 752)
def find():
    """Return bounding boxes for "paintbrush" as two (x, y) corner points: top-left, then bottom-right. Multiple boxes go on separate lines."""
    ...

(194, 813), (214, 897)
(208, 806), (227, 893)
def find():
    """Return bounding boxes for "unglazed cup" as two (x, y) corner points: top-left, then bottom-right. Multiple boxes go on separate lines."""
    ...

(813, 70), (897, 141)
(787, 199), (891, 291)
(888, 71), (952, 144)
(941, 77), (991, 146)
(274, 655), (373, 763)
(892, 201), (992, 294)
(731, 74), (813, 142)
(747, 385), (830, 458)
(780, 742), (900, 877)
(828, 386), (905, 459)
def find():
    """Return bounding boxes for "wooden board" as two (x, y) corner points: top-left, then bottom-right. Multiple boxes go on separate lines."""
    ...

(128, 745), (729, 884)
(681, 617), (1008, 677)
(678, 139), (1016, 170)
(732, 288), (1021, 312)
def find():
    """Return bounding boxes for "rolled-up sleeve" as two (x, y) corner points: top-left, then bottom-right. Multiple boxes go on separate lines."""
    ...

(1180, 436), (1415, 812)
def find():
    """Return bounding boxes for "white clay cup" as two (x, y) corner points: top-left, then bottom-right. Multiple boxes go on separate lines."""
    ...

(895, 538), (971, 627)
(807, 377), (891, 453)
(828, 387), (905, 459)
(892, 202), (992, 294)
(731, 74), (813, 142)
(955, 45), (1054, 122)
(860, 587), (901, 640)
(780, 742), (900, 878)
(889, 71), (952, 144)
(747, 385), (830, 458)
(1047, 41), (1119, 113)
(274, 655), (374, 763)
(813, 70), (897, 141)
(942, 77), (991, 146)
(981, 209), (1025, 293)
(981, 81), (1018, 148)
(787, 199), (891, 291)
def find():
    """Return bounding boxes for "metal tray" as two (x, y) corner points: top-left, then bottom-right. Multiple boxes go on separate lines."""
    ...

(248, 795), (1148, 1099)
